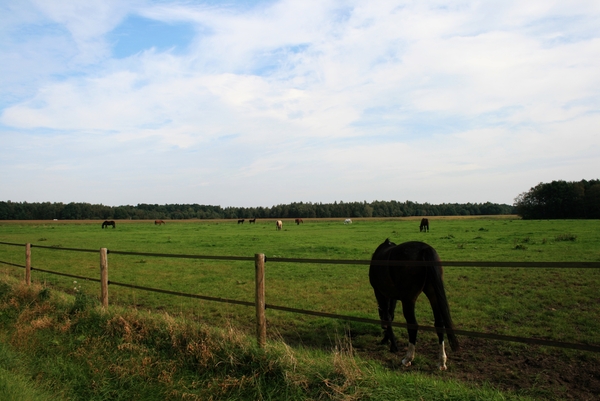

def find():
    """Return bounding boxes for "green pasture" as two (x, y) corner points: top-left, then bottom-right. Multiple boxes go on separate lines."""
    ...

(0, 217), (599, 350)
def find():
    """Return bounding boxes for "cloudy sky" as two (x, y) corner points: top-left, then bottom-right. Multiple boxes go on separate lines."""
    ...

(1, 1), (599, 208)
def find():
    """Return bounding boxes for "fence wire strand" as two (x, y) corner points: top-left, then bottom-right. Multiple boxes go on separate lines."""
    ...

(1, 242), (599, 354)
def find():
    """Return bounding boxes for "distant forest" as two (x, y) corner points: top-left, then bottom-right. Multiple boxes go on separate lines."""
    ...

(0, 200), (515, 220)
(514, 179), (600, 219)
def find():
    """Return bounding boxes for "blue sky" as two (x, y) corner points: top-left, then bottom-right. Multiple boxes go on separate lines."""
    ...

(109, 15), (196, 58)
(1, 0), (599, 208)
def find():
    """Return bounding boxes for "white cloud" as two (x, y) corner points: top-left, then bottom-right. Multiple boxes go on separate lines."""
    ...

(30, 0), (131, 62)
(1, 0), (599, 206)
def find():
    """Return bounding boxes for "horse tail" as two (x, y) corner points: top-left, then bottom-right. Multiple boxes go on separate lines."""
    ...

(424, 248), (460, 352)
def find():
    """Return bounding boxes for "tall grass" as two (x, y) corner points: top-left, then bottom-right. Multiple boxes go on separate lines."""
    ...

(0, 366), (54, 401)
(0, 273), (533, 400)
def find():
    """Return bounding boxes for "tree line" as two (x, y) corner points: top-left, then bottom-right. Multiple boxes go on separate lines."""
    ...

(514, 179), (600, 219)
(0, 200), (514, 220)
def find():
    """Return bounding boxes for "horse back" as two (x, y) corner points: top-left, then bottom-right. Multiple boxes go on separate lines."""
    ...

(370, 240), (440, 300)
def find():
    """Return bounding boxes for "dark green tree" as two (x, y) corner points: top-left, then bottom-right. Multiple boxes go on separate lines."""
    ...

(514, 179), (599, 219)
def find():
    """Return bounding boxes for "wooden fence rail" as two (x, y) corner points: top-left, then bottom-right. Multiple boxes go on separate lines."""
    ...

(1, 241), (600, 353)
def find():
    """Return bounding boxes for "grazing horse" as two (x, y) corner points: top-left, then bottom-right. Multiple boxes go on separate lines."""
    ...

(419, 218), (429, 232)
(238, 219), (245, 224)
(295, 218), (303, 225)
(249, 218), (256, 224)
(369, 239), (459, 370)
(276, 220), (282, 230)
(154, 220), (165, 225)
(102, 220), (116, 229)
(344, 218), (352, 224)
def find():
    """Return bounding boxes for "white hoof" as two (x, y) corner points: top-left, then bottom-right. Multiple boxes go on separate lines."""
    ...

(402, 343), (415, 367)
(437, 341), (447, 371)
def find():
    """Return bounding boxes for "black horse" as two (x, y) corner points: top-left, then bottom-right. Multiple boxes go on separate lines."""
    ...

(238, 219), (245, 224)
(369, 239), (458, 370)
(419, 218), (429, 232)
(102, 220), (116, 229)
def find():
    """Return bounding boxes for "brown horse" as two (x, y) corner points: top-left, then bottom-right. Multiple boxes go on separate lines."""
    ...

(154, 220), (165, 225)
(276, 220), (282, 230)
(419, 218), (429, 232)
(238, 219), (245, 224)
(369, 239), (458, 370)
(295, 218), (303, 225)
(102, 220), (116, 229)
(249, 218), (256, 224)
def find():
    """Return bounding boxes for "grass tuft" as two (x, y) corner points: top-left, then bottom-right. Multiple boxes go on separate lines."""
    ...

(554, 233), (577, 242)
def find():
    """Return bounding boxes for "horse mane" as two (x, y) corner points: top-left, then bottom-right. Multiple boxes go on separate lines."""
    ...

(372, 238), (396, 258)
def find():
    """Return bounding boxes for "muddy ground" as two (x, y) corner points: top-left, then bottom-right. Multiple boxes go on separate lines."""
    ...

(354, 335), (600, 400)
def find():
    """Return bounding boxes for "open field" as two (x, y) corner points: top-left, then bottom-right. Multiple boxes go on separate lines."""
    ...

(1, 217), (599, 400)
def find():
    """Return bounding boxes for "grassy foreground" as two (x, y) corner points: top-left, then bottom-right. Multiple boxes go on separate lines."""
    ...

(0, 273), (530, 400)
(0, 217), (599, 399)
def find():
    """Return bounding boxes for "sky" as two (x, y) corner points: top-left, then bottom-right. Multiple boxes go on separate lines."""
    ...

(1, 0), (599, 208)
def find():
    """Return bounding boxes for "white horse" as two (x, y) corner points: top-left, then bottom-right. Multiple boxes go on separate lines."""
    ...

(344, 218), (352, 224)
(276, 220), (282, 230)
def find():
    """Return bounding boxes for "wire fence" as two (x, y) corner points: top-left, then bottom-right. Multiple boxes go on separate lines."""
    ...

(1, 241), (599, 353)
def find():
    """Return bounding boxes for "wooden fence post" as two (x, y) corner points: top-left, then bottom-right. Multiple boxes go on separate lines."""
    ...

(25, 243), (31, 285)
(255, 253), (266, 348)
(100, 248), (108, 308)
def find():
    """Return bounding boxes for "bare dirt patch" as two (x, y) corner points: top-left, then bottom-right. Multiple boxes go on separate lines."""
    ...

(355, 335), (600, 400)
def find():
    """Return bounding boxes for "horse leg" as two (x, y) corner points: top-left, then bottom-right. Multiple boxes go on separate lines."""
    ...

(431, 306), (447, 370)
(374, 291), (398, 352)
(401, 300), (418, 366)
(425, 289), (448, 370)
(431, 307), (447, 370)
(383, 298), (398, 352)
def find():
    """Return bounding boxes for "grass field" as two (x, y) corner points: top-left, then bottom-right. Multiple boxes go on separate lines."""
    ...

(1, 217), (599, 400)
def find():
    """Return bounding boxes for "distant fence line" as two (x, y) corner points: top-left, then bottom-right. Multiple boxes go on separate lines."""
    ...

(1, 241), (599, 354)
(2, 241), (599, 268)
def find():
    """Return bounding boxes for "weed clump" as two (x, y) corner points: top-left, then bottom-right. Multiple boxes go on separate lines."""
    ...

(68, 282), (98, 314)
(513, 237), (532, 249)
(555, 233), (577, 242)
(69, 292), (98, 314)
(38, 287), (51, 301)
(0, 281), (12, 300)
